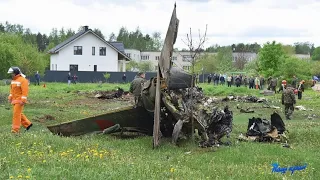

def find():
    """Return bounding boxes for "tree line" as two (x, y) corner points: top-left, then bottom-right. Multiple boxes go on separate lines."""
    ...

(205, 42), (315, 55)
(1, 21), (320, 78)
(194, 41), (320, 85)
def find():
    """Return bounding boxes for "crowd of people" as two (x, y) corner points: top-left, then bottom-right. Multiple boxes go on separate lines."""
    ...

(206, 74), (306, 96)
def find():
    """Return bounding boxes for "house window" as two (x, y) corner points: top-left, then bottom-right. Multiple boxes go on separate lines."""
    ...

(92, 47), (95, 55)
(94, 65), (97, 72)
(182, 55), (192, 62)
(141, 55), (149, 60)
(99, 47), (106, 56)
(155, 56), (160, 60)
(51, 64), (54, 70)
(55, 64), (57, 70)
(126, 53), (131, 58)
(74, 46), (82, 55)
(183, 66), (190, 70)
(70, 64), (78, 71)
(172, 56), (177, 61)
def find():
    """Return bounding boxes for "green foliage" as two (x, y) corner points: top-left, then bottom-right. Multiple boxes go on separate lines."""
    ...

(275, 56), (312, 82)
(103, 73), (111, 82)
(116, 27), (162, 51)
(311, 47), (320, 60)
(244, 58), (259, 75)
(206, 43), (261, 53)
(126, 61), (153, 72)
(311, 61), (320, 75)
(294, 42), (313, 54)
(216, 47), (234, 72)
(0, 83), (320, 179)
(282, 45), (296, 55)
(194, 54), (218, 74)
(0, 33), (47, 78)
(258, 41), (285, 77)
(126, 61), (139, 71)
(138, 61), (153, 72)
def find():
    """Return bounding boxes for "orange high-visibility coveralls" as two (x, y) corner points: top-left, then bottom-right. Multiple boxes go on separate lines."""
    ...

(8, 74), (32, 133)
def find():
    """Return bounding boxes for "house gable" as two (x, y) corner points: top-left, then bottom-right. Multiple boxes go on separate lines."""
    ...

(48, 28), (130, 61)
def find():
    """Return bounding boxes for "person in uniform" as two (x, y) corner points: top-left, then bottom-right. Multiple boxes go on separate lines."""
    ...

(270, 77), (278, 93)
(292, 75), (298, 88)
(7, 67), (33, 133)
(129, 72), (146, 108)
(281, 84), (296, 120)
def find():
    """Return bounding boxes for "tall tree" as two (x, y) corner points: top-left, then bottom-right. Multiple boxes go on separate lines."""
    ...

(93, 28), (105, 40)
(0, 23), (5, 32)
(108, 32), (116, 42)
(311, 47), (320, 60)
(59, 28), (67, 42)
(36, 33), (44, 52)
(294, 42), (313, 54)
(282, 45), (296, 55)
(66, 28), (75, 38)
(258, 41), (285, 77)
(216, 46), (233, 72)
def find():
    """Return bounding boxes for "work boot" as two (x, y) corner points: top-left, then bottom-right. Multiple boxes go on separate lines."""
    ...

(26, 123), (33, 131)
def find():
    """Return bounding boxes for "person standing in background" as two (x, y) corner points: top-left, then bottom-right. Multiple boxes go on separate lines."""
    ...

(34, 71), (40, 86)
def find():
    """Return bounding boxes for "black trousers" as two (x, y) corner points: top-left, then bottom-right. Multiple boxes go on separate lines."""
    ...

(298, 91), (303, 99)
(249, 84), (254, 89)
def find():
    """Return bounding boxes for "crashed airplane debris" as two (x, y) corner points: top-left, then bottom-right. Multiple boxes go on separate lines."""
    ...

(238, 112), (288, 143)
(222, 95), (267, 103)
(47, 4), (233, 148)
(93, 88), (129, 99)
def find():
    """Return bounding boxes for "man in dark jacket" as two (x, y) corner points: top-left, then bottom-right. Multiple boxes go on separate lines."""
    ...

(260, 76), (265, 90)
(219, 75), (225, 85)
(282, 85), (296, 120)
(248, 76), (254, 89)
(130, 72), (146, 108)
(34, 71), (40, 86)
(235, 76), (241, 87)
(122, 74), (127, 83)
(207, 74), (212, 84)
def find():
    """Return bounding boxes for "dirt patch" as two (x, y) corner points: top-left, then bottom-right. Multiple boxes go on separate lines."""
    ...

(33, 115), (56, 123)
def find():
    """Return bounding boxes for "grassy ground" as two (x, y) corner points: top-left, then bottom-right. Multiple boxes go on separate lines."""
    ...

(0, 83), (319, 180)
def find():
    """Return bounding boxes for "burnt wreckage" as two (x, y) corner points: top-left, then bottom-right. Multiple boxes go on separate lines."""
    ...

(47, 4), (233, 148)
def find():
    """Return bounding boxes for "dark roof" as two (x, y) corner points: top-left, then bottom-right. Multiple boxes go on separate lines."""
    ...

(47, 29), (130, 61)
(109, 42), (125, 53)
(48, 29), (87, 54)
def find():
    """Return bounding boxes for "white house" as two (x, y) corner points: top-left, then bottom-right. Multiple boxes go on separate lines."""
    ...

(48, 26), (130, 72)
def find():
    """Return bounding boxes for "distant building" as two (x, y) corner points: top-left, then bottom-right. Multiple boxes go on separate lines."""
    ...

(124, 49), (260, 72)
(293, 54), (311, 60)
(48, 26), (130, 72)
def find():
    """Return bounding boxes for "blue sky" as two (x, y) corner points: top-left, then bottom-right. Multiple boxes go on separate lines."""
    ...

(0, 0), (319, 49)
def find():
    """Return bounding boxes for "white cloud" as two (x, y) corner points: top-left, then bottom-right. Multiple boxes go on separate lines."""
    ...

(0, 0), (319, 49)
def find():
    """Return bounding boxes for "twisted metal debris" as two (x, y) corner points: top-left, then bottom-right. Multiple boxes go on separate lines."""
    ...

(162, 87), (233, 147)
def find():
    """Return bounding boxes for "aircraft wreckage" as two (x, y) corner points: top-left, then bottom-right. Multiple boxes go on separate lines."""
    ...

(47, 4), (233, 148)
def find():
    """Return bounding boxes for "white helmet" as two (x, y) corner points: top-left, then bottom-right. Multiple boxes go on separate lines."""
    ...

(7, 67), (26, 77)
(7, 67), (21, 74)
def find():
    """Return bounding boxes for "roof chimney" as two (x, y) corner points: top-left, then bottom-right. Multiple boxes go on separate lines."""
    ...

(84, 26), (89, 31)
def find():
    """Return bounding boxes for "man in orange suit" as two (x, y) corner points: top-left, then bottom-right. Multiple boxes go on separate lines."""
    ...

(7, 67), (33, 133)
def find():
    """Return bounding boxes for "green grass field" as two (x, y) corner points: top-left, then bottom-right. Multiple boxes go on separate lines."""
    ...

(0, 83), (319, 180)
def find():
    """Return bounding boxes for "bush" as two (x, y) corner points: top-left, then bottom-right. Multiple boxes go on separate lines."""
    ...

(275, 56), (312, 84)
(103, 73), (111, 82)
